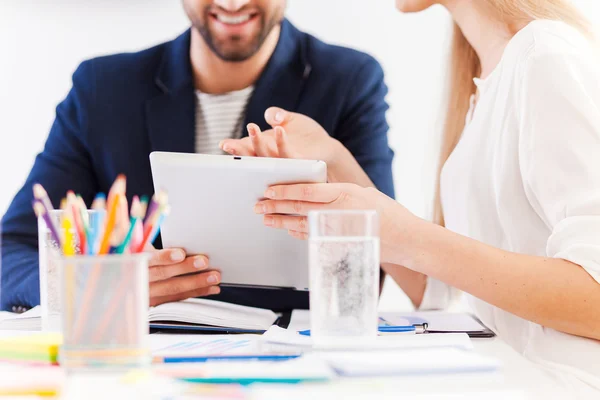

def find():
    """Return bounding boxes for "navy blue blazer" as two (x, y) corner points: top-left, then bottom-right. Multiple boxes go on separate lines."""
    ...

(1, 20), (394, 312)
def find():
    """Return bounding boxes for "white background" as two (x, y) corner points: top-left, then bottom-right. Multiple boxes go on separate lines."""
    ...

(1, 0), (599, 310)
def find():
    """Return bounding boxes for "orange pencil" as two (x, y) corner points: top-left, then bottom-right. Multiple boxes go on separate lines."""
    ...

(98, 176), (126, 254)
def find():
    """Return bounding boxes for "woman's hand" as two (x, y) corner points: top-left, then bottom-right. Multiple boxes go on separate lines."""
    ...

(220, 107), (340, 164)
(220, 107), (374, 186)
(254, 182), (421, 264)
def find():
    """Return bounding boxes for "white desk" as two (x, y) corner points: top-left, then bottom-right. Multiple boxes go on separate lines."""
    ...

(0, 330), (563, 399)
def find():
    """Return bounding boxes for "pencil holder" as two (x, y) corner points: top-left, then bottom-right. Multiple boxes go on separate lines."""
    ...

(57, 253), (150, 371)
(38, 210), (103, 332)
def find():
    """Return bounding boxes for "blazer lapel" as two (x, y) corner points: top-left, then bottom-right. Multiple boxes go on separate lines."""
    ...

(146, 30), (196, 154)
(243, 19), (310, 136)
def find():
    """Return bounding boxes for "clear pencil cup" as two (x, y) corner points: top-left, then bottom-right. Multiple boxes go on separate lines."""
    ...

(38, 210), (102, 332)
(308, 210), (380, 349)
(57, 253), (150, 371)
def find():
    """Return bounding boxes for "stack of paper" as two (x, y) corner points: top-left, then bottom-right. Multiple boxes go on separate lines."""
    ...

(0, 333), (62, 365)
(262, 326), (474, 350)
(0, 306), (42, 331)
(155, 355), (334, 384)
(318, 347), (499, 377)
(148, 298), (278, 330)
(151, 334), (260, 357)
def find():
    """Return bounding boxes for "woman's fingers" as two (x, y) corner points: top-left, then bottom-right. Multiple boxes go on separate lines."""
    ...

(254, 199), (323, 216)
(274, 126), (294, 158)
(265, 183), (350, 203)
(264, 107), (295, 127)
(288, 230), (308, 240)
(247, 123), (273, 157)
(220, 138), (256, 156)
(263, 215), (308, 232)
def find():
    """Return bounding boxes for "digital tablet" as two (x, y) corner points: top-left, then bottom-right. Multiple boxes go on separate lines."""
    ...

(149, 152), (327, 290)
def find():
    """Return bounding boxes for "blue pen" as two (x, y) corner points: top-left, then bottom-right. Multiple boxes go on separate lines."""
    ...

(155, 354), (301, 363)
(299, 325), (416, 336)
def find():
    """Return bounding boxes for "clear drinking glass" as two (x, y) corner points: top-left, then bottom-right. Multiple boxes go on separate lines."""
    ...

(58, 253), (150, 371)
(308, 210), (380, 348)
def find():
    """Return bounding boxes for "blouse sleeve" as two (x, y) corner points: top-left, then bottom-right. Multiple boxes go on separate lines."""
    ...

(419, 277), (463, 310)
(518, 47), (600, 284)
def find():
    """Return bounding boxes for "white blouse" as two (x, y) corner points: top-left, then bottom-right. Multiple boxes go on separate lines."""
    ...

(426, 20), (600, 394)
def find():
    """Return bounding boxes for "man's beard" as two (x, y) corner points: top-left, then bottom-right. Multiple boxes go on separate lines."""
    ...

(194, 7), (282, 62)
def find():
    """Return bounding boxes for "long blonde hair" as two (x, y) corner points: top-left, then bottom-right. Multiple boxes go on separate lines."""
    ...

(434, 0), (593, 226)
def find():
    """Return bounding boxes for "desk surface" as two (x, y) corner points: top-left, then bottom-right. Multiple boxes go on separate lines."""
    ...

(0, 329), (563, 399)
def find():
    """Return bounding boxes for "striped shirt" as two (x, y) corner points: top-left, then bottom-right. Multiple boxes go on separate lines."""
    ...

(194, 86), (255, 154)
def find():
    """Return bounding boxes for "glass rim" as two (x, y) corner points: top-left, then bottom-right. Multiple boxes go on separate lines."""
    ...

(46, 209), (101, 215)
(52, 253), (150, 262)
(307, 209), (378, 217)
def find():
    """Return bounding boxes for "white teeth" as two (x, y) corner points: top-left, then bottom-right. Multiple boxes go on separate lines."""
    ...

(216, 14), (251, 25)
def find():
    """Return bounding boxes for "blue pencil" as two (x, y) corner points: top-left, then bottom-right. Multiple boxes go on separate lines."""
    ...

(154, 354), (301, 364)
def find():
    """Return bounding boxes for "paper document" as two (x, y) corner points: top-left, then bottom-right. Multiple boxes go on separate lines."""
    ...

(155, 354), (334, 383)
(263, 326), (473, 350)
(151, 334), (260, 357)
(318, 347), (500, 377)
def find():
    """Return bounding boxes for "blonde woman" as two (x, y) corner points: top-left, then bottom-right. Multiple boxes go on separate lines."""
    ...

(221, 0), (600, 393)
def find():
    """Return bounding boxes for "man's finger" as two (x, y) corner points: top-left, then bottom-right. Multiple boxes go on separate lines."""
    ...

(264, 107), (295, 127)
(148, 255), (209, 282)
(263, 215), (308, 232)
(150, 286), (221, 307)
(264, 183), (349, 203)
(148, 248), (186, 267)
(149, 271), (222, 298)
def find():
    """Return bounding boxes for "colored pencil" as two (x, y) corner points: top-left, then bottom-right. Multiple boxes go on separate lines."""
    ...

(136, 191), (168, 252)
(32, 200), (62, 247)
(67, 192), (86, 255)
(139, 195), (149, 220)
(88, 194), (106, 255)
(116, 196), (142, 254)
(98, 176), (126, 254)
(148, 205), (170, 245)
(142, 194), (160, 226)
(32, 184), (62, 247)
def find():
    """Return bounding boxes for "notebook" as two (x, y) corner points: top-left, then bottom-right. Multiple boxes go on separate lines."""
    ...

(0, 299), (278, 334)
(0, 306), (42, 331)
(149, 298), (279, 333)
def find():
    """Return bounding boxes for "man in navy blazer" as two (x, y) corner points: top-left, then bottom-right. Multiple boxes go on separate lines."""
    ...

(1, 0), (394, 312)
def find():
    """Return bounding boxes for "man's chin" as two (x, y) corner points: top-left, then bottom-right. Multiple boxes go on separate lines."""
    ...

(212, 44), (261, 62)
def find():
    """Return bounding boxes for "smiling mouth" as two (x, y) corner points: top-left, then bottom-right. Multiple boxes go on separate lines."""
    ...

(211, 12), (258, 26)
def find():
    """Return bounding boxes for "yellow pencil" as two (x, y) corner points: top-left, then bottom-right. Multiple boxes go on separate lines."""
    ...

(62, 213), (75, 256)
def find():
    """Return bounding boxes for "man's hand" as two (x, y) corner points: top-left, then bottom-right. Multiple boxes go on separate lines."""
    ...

(147, 248), (221, 307)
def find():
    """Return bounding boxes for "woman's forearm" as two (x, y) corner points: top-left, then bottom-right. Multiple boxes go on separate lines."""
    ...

(389, 218), (600, 340)
(327, 140), (375, 188)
